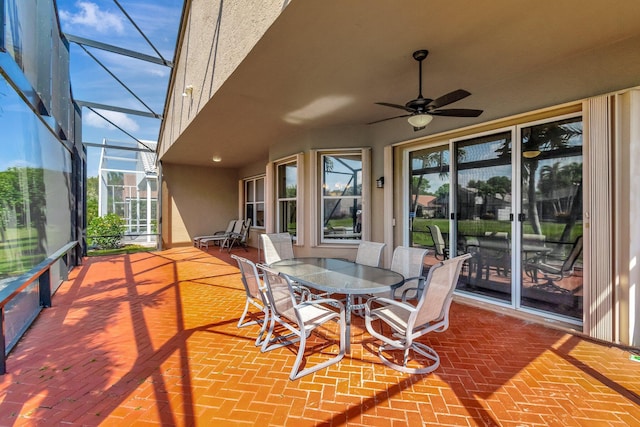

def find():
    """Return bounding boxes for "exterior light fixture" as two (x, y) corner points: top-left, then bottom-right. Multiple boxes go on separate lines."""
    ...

(182, 85), (194, 97)
(212, 155), (222, 162)
(376, 177), (384, 188)
(407, 113), (433, 128)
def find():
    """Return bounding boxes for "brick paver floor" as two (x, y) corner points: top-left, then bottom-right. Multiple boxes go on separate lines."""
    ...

(0, 247), (638, 426)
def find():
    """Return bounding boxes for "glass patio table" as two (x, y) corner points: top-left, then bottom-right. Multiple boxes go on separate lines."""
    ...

(268, 257), (405, 352)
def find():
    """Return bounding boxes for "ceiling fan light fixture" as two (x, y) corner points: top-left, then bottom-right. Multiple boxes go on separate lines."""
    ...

(407, 113), (433, 128)
(522, 150), (541, 159)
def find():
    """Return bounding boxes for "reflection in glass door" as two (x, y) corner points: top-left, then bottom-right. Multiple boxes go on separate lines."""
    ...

(409, 146), (450, 258)
(519, 117), (583, 320)
(454, 131), (513, 303)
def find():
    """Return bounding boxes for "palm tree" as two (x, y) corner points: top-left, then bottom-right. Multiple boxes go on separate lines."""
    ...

(520, 120), (582, 235)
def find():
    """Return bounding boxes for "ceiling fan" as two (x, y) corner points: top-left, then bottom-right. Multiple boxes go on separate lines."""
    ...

(369, 49), (483, 131)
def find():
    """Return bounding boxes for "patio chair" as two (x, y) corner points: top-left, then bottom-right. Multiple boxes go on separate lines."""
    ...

(364, 253), (472, 374)
(195, 219), (236, 248)
(231, 254), (269, 346)
(387, 246), (430, 301)
(524, 235), (583, 287)
(220, 219), (250, 252)
(261, 233), (294, 265)
(258, 264), (346, 380)
(355, 241), (386, 267)
(427, 225), (449, 260)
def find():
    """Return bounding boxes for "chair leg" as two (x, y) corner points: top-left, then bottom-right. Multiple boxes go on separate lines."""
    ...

(289, 313), (346, 380)
(378, 342), (441, 375)
(237, 298), (269, 346)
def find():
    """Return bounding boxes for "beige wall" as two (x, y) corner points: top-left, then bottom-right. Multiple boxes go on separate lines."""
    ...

(161, 163), (239, 247)
(158, 0), (287, 160)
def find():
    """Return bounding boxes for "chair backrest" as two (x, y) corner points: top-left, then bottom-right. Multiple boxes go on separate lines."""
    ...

(258, 264), (296, 320)
(427, 225), (446, 257)
(238, 218), (251, 243)
(231, 254), (263, 300)
(224, 220), (237, 234)
(231, 219), (244, 235)
(261, 233), (294, 265)
(561, 235), (583, 272)
(390, 246), (429, 278)
(355, 241), (386, 267)
(413, 253), (472, 328)
(389, 246), (429, 298)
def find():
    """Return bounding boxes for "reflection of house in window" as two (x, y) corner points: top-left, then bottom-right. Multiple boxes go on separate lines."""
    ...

(98, 140), (158, 245)
(413, 195), (436, 218)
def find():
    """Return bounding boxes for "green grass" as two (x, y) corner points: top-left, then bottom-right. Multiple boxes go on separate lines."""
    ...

(87, 245), (156, 256)
(411, 217), (582, 247)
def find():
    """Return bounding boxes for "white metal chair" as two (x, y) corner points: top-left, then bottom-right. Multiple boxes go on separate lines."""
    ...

(258, 265), (346, 380)
(195, 219), (236, 248)
(387, 246), (430, 301)
(355, 241), (386, 267)
(261, 233), (294, 265)
(231, 254), (269, 346)
(365, 253), (472, 374)
(427, 225), (449, 260)
(222, 219), (251, 252)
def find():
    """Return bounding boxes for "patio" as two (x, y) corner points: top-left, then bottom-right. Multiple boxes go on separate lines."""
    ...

(0, 247), (638, 426)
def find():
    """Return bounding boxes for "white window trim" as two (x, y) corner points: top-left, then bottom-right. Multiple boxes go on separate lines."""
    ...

(242, 174), (266, 229)
(310, 147), (371, 246)
(272, 153), (304, 245)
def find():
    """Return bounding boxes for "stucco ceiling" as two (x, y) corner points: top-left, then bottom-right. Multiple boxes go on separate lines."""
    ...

(161, 0), (640, 168)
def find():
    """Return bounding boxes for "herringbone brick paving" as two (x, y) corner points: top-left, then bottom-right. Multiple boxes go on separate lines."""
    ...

(0, 247), (638, 426)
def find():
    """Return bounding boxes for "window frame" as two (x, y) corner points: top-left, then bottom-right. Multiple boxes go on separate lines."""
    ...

(243, 175), (265, 229)
(311, 148), (371, 246)
(275, 157), (299, 239)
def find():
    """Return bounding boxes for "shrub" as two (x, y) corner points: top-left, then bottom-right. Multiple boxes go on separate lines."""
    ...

(87, 213), (125, 249)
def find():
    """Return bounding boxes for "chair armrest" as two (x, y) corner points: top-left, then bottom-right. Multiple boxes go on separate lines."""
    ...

(392, 275), (425, 301)
(366, 295), (416, 313)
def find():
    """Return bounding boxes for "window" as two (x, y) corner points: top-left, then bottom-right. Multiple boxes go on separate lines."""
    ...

(277, 162), (297, 236)
(319, 150), (368, 243)
(244, 176), (265, 228)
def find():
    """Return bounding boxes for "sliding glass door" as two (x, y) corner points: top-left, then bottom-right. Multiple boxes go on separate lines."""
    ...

(454, 131), (513, 303)
(408, 146), (450, 255)
(518, 117), (583, 319)
(407, 115), (583, 322)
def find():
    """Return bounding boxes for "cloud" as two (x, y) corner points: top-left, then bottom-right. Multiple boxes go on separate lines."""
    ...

(85, 110), (140, 132)
(59, 1), (125, 34)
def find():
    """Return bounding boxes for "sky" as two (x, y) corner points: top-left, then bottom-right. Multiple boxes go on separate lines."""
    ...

(55, 0), (184, 176)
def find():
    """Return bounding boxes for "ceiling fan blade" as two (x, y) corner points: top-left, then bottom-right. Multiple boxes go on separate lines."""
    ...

(375, 102), (411, 112)
(428, 89), (471, 109)
(429, 108), (483, 117)
(367, 114), (411, 124)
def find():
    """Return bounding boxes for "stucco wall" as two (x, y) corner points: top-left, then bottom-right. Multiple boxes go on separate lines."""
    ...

(161, 163), (239, 247)
(158, 0), (288, 160)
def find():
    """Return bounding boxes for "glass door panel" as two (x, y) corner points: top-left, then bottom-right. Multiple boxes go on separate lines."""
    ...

(519, 117), (583, 320)
(409, 146), (450, 261)
(455, 131), (513, 303)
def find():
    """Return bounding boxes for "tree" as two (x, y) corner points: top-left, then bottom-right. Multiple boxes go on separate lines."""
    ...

(86, 176), (99, 225)
(517, 120), (582, 235)
(411, 176), (431, 196)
